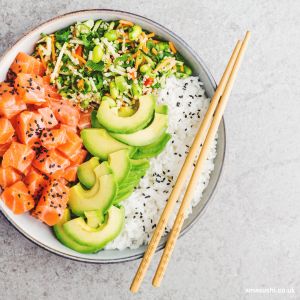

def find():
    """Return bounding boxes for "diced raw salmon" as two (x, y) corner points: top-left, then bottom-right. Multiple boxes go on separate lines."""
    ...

(0, 118), (15, 144)
(0, 82), (26, 119)
(2, 142), (35, 173)
(32, 179), (69, 226)
(48, 99), (80, 126)
(78, 111), (91, 130)
(70, 148), (87, 165)
(43, 76), (61, 100)
(60, 124), (78, 133)
(8, 52), (45, 79)
(0, 166), (22, 189)
(0, 136), (17, 156)
(37, 107), (58, 129)
(33, 148), (70, 176)
(63, 165), (78, 182)
(15, 111), (45, 145)
(40, 128), (67, 150)
(24, 167), (47, 200)
(1, 181), (35, 214)
(57, 130), (83, 161)
(14, 73), (46, 105)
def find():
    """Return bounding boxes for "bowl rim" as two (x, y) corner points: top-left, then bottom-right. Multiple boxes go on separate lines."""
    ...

(0, 9), (226, 264)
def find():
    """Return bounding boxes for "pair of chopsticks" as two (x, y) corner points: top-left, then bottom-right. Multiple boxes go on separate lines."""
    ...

(130, 31), (251, 292)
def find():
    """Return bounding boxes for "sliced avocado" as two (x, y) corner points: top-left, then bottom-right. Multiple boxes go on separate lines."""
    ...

(93, 161), (111, 177)
(97, 94), (156, 133)
(133, 132), (171, 159)
(110, 113), (168, 146)
(155, 104), (168, 115)
(81, 128), (135, 160)
(77, 157), (100, 189)
(91, 110), (103, 128)
(84, 210), (104, 228)
(68, 170), (117, 217)
(118, 106), (135, 117)
(63, 206), (125, 248)
(53, 209), (98, 254)
(108, 149), (131, 183)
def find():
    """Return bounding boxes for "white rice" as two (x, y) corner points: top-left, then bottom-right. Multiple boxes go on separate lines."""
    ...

(105, 76), (217, 250)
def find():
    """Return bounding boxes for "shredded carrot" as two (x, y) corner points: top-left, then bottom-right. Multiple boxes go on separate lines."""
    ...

(75, 45), (83, 57)
(117, 38), (130, 43)
(51, 35), (56, 62)
(180, 64), (184, 72)
(129, 71), (136, 80)
(132, 50), (140, 59)
(153, 57), (173, 73)
(152, 40), (160, 44)
(119, 20), (134, 26)
(37, 47), (46, 69)
(77, 79), (85, 90)
(169, 41), (177, 54)
(142, 43), (148, 53)
(151, 48), (158, 55)
(73, 53), (87, 65)
(147, 32), (155, 38)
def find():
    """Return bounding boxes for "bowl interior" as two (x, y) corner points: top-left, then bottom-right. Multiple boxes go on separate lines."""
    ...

(0, 10), (225, 263)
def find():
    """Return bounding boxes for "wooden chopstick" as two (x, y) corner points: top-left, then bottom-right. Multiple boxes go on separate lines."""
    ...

(130, 37), (244, 293)
(152, 31), (251, 287)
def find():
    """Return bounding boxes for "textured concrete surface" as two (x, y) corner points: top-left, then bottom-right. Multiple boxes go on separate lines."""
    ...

(0, 1), (300, 299)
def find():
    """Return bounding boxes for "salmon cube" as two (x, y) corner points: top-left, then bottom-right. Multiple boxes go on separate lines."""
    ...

(1, 181), (35, 214)
(0, 118), (15, 144)
(2, 142), (35, 173)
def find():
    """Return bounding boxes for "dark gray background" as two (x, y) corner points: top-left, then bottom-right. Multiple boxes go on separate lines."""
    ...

(0, 1), (299, 299)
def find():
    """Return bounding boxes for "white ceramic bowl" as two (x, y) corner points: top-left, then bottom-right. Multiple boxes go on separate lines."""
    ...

(0, 9), (225, 263)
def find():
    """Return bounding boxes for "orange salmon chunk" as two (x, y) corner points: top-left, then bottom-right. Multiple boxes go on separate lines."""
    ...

(0, 166), (22, 189)
(37, 107), (58, 129)
(32, 179), (69, 226)
(0, 118), (15, 144)
(2, 142), (35, 173)
(33, 148), (70, 176)
(57, 130), (83, 161)
(8, 52), (45, 78)
(15, 111), (45, 145)
(0, 82), (27, 119)
(1, 181), (35, 214)
(14, 73), (46, 105)
(40, 128), (67, 150)
(24, 167), (47, 200)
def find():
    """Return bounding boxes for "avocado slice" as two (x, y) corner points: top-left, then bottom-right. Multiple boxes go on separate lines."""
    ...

(68, 165), (117, 216)
(108, 149), (131, 183)
(81, 128), (135, 160)
(84, 210), (104, 228)
(91, 110), (102, 128)
(77, 157), (100, 189)
(63, 206), (125, 248)
(93, 161), (111, 177)
(133, 132), (171, 159)
(118, 106), (135, 117)
(97, 94), (156, 133)
(155, 104), (168, 115)
(53, 209), (99, 254)
(110, 113), (168, 146)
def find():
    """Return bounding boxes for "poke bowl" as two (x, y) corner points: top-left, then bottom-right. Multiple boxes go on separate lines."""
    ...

(0, 9), (226, 263)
